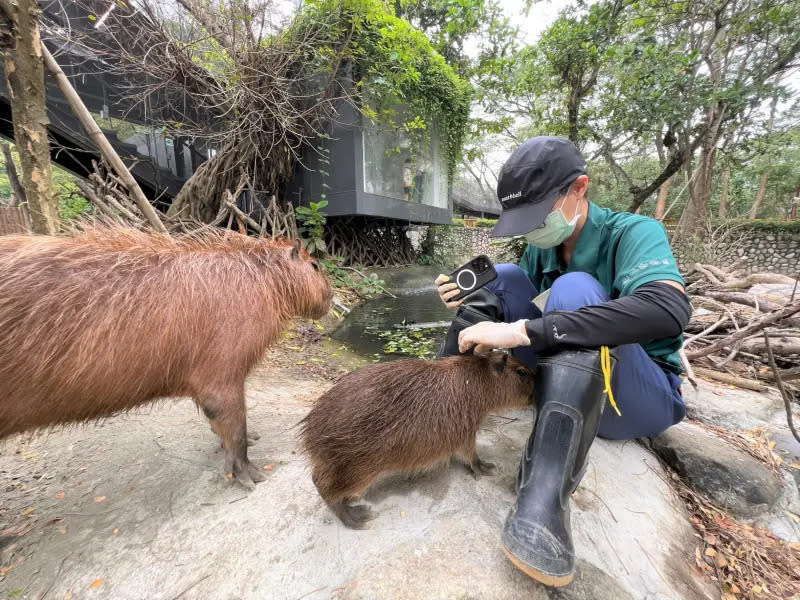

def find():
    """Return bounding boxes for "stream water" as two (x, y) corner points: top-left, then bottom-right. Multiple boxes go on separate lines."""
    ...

(331, 279), (454, 360)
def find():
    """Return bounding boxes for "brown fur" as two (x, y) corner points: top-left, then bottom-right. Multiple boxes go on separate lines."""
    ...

(299, 351), (534, 527)
(0, 227), (331, 488)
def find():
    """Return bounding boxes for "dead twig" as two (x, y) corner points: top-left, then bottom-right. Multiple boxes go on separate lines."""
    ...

(685, 301), (800, 360)
(763, 331), (800, 444)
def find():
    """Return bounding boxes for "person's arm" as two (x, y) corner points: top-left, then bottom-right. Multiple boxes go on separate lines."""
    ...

(522, 281), (690, 352)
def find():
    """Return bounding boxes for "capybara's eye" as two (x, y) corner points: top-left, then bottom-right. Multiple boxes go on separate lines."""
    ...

(311, 261), (320, 271)
(516, 367), (532, 377)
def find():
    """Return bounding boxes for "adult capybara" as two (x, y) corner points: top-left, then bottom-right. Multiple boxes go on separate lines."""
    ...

(0, 227), (331, 489)
(299, 351), (535, 528)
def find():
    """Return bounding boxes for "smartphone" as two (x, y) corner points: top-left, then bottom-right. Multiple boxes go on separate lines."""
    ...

(446, 255), (498, 303)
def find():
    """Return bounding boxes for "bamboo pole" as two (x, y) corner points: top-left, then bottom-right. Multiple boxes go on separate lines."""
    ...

(39, 43), (168, 233)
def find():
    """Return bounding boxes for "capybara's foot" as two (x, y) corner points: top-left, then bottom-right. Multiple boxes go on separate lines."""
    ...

(332, 503), (376, 529)
(468, 457), (496, 479)
(225, 456), (268, 490)
(213, 428), (260, 447)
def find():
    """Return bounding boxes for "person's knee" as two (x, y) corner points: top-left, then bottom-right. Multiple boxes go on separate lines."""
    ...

(494, 263), (532, 288)
(546, 272), (608, 312)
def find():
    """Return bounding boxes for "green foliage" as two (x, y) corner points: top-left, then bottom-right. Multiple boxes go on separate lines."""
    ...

(293, 0), (473, 179)
(0, 145), (90, 219)
(320, 257), (387, 297)
(722, 219), (800, 233)
(58, 192), (91, 220)
(416, 252), (438, 265)
(379, 326), (442, 358)
(295, 200), (328, 257)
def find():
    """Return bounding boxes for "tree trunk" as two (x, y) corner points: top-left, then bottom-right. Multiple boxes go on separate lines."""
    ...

(750, 171), (768, 219)
(718, 166), (730, 219)
(0, 0), (59, 233)
(654, 177), (672, 220)
(1, 143), (26, 207)
(748, 90), (779, 221)
(675, 107), (725, 241)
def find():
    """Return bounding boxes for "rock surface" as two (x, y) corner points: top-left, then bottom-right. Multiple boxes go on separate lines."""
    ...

(0, 366), (715, 600)
(652, 421), (783, 518)
(682, 382), (785, 430)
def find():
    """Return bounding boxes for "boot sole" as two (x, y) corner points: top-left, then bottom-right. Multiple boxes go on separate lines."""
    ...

(503, 546), (574, 587)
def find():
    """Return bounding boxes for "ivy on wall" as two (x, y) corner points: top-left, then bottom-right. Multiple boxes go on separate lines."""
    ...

(292, 0), (473, 180)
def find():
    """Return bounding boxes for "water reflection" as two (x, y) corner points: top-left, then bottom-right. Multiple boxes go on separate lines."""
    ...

(332, 285), (454, 360)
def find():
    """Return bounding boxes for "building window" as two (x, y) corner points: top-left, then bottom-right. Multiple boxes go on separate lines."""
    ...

(362, 118), (447, 209)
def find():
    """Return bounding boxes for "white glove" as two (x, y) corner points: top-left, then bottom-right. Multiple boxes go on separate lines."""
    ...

(458, 320), (531, 354)
(435, 273), (465, 309)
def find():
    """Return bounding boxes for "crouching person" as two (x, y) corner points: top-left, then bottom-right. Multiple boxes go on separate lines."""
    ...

(435, 136), (691, 586)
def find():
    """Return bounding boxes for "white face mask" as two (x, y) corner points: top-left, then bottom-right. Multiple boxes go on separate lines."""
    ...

(523, 196), (582, 249)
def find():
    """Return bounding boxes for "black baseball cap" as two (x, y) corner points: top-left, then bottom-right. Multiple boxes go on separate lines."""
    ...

(491, 136), (588, 237)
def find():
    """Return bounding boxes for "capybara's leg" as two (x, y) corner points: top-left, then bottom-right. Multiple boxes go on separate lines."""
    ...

(204, 408), (260, 447)
(200, 393), (266, 490)
(312, 468), (377, 529)
(457, 442), (496, 479)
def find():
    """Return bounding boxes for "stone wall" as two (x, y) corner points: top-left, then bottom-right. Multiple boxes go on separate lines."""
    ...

(410, 225), (503, 269)
(416, 223), (800, 275)
(667, 226), (800, 275)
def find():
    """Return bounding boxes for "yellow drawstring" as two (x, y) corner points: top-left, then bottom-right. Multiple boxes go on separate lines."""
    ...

(601, 346), (621, 417)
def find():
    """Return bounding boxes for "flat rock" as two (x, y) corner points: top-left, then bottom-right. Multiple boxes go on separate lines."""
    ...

(548, 561), (635, 600)
(0, 368), (715, 600)
(770, 427), (800, 488)
(652, 421), (783, 518)
(682, 381), (783, 430)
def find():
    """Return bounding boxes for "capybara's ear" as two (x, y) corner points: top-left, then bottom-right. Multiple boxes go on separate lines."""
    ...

(291, 239), (301, 261)
(490, 351), (509, 372)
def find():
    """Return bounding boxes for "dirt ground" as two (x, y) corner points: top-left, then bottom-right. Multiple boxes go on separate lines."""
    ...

(1, 321), (713, 600)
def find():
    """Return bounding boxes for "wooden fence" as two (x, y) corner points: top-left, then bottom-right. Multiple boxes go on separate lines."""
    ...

(0, 206), (30, 235)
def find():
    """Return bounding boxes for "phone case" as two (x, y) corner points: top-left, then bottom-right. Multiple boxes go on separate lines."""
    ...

(447, 255), (498, 302)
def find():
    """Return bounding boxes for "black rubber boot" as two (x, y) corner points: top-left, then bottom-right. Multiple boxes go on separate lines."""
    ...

(437, 288), (504, 358)
(502, 348), (609, 587)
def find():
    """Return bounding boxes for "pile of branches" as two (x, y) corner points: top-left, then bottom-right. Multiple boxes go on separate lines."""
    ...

(52, 0), (355, 224)
(682, 262), (800, 437)
(72, 162), (299, 241)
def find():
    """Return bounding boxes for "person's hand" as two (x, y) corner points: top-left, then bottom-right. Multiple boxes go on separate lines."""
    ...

(458, 320), (530, 354)
(435, 274), (464, 309)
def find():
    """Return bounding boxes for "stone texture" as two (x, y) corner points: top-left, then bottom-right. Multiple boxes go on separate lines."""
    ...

(770, 428), (800, 488)
(652, 422), (784, 518)
(414, 224), (800, 275)
(0, 372), (715, 600)
(682, 380), (784, 430)
(548, 561), (635, 600)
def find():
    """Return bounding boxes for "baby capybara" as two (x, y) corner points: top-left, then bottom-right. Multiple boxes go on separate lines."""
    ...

(0, 227), (331, 489)
(300, 351), (535, 528)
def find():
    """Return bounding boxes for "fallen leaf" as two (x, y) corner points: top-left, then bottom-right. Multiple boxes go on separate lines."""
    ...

(730, 583), (741, 593)
(751, 584), (762, 593)
(704, 534), (717, 545)
(94, 496), (106, 503)
(21, 507), (36, 517)
(0, 565), (15, 576)
(768, 441), (776, 449)
(58, 527), (67, 535)
(88, 578), (104, 589)
(295, 361), (306, 365)
(112, 529), (119, 535)
(715, 552), (729, 569)
(263, 464), (274, 471)
(55, 492), (65, 499)
(791, 462), (800, 470)
(124, 487), (133, 494)
(704, 547), (717, 557)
